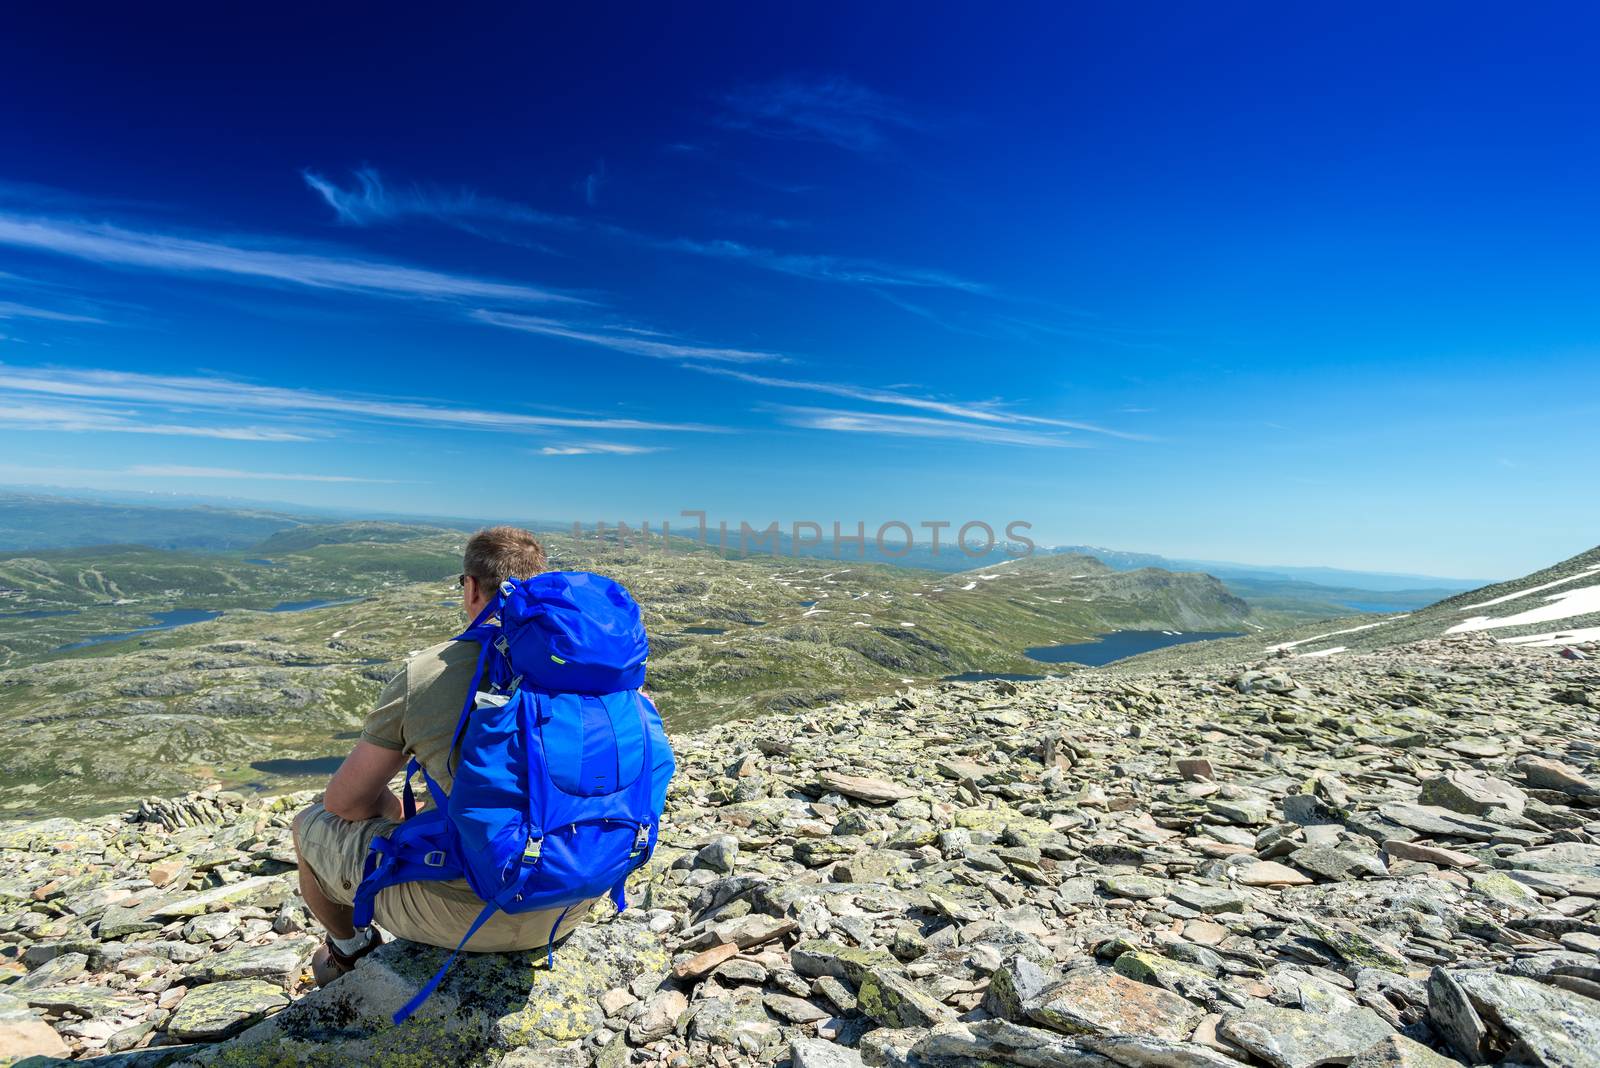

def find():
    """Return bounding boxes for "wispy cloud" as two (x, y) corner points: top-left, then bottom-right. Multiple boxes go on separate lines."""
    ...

(0, 300), (104, 324)
(0, 365), (715, 434)
(0, 400), (314, 441)
(583, 160), (607, 207)
(775, 406), (1091, 448)
(0, 212), (584, 305)
(305, 168), (983, 295)
(660, 237), (988, 293)
(472, 310), (784, 364)
(538, 442), (663, 456)
(127, 464), (402, 483)
(717, 77), (924, 152)
(694, 366), (1145, 440)
(302, 168), (580, 232)
(870, 287), (994, 336)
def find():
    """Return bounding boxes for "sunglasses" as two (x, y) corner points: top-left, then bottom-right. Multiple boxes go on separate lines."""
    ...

(456, 573), (468, 589)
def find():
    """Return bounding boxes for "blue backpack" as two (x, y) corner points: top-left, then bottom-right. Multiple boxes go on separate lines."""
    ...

(351, 571), (675, 1023)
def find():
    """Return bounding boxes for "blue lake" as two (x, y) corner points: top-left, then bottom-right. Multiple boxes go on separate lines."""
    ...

(250, 756), (346, 776)
(58, 609), (224, 650)
(1026, 629), (1243, 666)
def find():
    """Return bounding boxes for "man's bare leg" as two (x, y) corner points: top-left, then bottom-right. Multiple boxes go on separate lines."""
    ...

(292, 807), (355, 940)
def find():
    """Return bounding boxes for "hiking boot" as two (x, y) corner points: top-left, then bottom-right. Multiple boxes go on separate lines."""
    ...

(311, 927), (384, 987)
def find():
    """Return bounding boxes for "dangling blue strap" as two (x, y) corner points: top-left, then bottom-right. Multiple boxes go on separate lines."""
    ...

(610, 877), (628, 915)
(391, 898), (501, 1025)
(546, 903), (573, 970)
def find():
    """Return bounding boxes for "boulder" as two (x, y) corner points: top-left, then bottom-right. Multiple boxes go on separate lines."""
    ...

(1025, 966), (1204, 1041)
(1218, 1003), (1392, 1068)
(182, 918), (669, 1065)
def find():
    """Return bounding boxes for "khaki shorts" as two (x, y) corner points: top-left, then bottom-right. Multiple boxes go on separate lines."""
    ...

(294, 802), (592, 952)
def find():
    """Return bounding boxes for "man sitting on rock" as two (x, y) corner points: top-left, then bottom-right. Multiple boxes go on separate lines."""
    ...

(291, 525), (579, 985)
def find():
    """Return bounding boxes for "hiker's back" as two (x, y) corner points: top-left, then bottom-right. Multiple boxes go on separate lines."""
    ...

(353, 571), (675, 1023)
(357, 577), (673, 951)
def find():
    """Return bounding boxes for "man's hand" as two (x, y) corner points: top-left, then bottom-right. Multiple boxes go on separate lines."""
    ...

(323, 741), (408, 823)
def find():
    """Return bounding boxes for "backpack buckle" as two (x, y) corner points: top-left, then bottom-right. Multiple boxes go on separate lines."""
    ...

(523, 837), (543, 864)
(494, 635), (510, 656)
(422, 850), (447, 867)
(630, 824), (650, 857)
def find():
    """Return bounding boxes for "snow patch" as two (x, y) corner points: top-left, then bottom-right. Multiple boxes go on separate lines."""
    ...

(1267, 616), (1406, 652)
(1447, 582), (1600, 634)
(960, 581), (977, 591)
(1497, 626), (1600, 647)
(1295, 646), (1346, 658)
(1458, 565), (1600, 610)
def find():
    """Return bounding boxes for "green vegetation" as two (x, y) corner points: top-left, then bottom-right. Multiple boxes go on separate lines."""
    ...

(0, 522), (1273, 818)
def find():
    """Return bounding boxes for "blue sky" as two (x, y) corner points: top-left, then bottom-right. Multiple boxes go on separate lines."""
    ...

(1, 4), (1596, 578)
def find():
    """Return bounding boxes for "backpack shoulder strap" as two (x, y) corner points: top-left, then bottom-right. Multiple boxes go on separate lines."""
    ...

(390, 897), (502, 1025)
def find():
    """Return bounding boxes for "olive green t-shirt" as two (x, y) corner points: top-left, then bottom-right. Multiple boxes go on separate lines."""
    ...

(361, 639), (486, 796)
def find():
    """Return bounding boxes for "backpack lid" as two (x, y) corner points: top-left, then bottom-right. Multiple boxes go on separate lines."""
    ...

(497, 571), (648, 694)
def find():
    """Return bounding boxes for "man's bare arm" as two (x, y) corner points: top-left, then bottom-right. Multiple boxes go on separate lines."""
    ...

(323, 741), (408, 822)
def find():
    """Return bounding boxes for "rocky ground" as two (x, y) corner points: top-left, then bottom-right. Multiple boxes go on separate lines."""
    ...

(2, 634), (1598, 1067)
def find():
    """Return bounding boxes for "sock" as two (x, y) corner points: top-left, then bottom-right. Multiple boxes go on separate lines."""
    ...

(331, 927), (374, 956)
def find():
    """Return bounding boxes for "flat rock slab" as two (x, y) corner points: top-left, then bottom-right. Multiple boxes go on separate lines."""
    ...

(181, 937), (317, 986)
(182, 919), (670, 1065)
(0, 1016), (70, 1060)
(1419, 771), (1527, 818)
(1026, 966), (1205, 1042)
(816, 771), (915, 804)
(1448, 967), (1600, 1068)
(1505, 843), (1600, 879)
(1170, 884), (1249, 914)
(1348, 1034), (1463, 1067)
(1377, 803), (1527, 843)
(1383, 839), (1479, 868)
(1219, 1003), (1393, 1068)
(1100, 874), (1168, 900)
(167, 979), (289, 1041)
(858, 966), (956, 1029)
(1289, 845), (1388, 882)
(22, 984), (144, 1021)
(1236, 861), (1313, 887)
(151, 876), (290, 919)
(791, 1036), (866, 1068)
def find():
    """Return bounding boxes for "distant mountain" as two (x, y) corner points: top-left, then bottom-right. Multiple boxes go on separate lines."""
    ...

(1049, 544), (1488, 592)
(0, 492), (1489, 619)
(0, 492), (305, 552)
(1120, 543), (1600, 669)
(252, 521), (451, 554)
